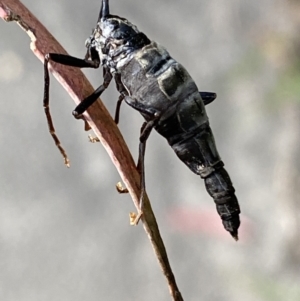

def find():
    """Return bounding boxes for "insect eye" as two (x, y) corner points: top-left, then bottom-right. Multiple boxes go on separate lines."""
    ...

(109, 20), (119, 29)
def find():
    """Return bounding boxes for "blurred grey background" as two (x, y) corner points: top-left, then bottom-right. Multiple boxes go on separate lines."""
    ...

(1, 0), (300, 300)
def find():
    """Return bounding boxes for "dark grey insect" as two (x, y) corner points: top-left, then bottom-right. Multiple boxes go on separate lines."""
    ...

(43, 0), (241, 239)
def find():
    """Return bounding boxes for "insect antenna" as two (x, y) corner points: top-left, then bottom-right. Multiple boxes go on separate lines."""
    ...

(99, 0), (109, 21)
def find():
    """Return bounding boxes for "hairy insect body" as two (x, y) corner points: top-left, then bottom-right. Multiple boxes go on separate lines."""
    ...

(44, 0), (241, 239)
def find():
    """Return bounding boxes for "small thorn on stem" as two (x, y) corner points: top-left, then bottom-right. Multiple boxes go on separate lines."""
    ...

(84, 120), (91, 131)
(88, 134), (100, 143)
(129, 211), (143, 225)
(116, 182), (129, 193)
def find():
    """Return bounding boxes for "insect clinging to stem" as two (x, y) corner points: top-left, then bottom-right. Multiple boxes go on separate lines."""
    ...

(43, 0), (241, 239)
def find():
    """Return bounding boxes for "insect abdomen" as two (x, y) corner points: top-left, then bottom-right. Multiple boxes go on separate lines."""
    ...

(156, 95), (240, 239)
(204, 167), (240, 239)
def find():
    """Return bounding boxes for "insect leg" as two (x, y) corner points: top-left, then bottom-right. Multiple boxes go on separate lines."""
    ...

(132, 116), (160, 224)
(122, 95), (162, 221)
(136, 122), (147, 174)
(43, 50), (100, 166)
(114, 95), (125, 124)
(199, 92), (217, 106)
(115, 115), (148, 196)
(72, 68), (113, 117)
(45, 47), (100, 68)
(114, 74), (129, 124)
(138, 115), (162, 218)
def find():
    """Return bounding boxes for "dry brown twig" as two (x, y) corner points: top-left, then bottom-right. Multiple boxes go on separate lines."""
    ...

(0, 1), (184, 300)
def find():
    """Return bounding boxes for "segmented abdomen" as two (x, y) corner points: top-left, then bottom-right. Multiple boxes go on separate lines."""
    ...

(156, 96), (241, 239)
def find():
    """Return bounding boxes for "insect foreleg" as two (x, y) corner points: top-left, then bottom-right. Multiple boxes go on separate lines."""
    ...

(45, 51), (100, 68)
(72, 69), (113, 117)
(43, 51), (100, 166)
